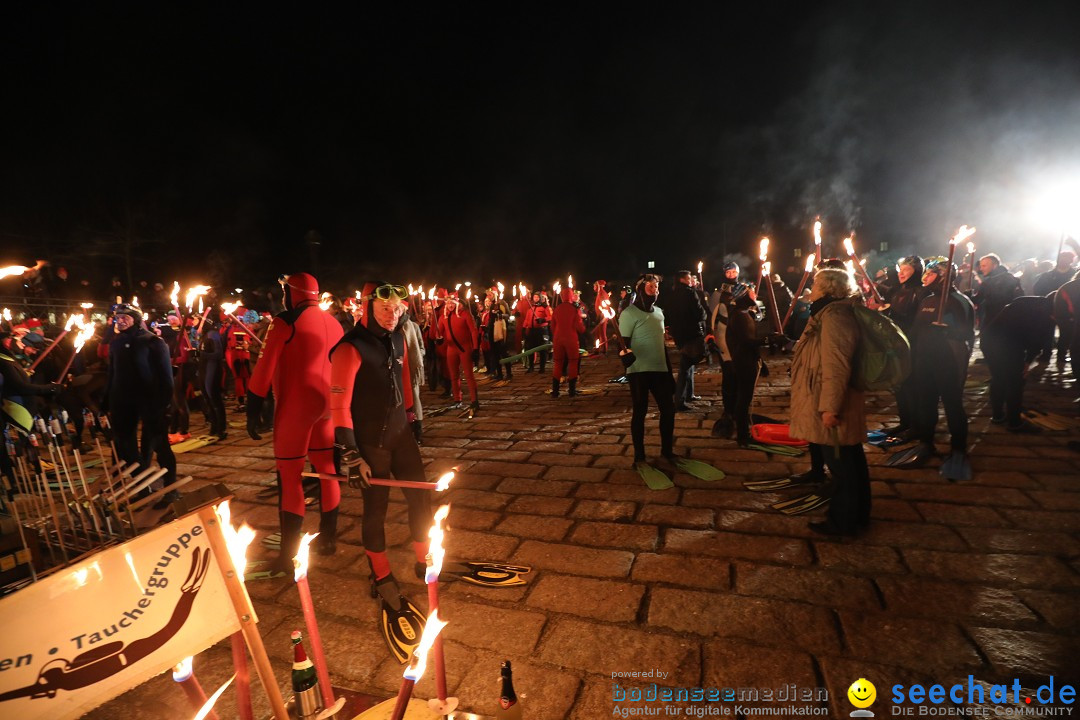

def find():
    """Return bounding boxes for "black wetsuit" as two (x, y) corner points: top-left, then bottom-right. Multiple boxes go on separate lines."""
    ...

(910, 287), (975, 451)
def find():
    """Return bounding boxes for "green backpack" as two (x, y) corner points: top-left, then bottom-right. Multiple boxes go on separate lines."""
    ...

(851, 304), (911, 391)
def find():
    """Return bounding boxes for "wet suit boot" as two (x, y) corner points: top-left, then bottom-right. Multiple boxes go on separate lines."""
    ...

(371, 573), (426, 663)
(316, 507), (337, 556)
(271, 511), (304, 576)
(568, 378), (578, 397)
(550, 379), (560, 398)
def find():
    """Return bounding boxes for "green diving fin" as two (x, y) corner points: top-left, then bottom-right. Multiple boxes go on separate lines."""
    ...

(746, 442), (805, 457)
(261, 532), (281, 550)
(634, 462), (674, 490)
(772, 493), (831, 515)
(939, 450), (972, 482)
(669, 457), (725, 482)
(171, 435), (220, 453)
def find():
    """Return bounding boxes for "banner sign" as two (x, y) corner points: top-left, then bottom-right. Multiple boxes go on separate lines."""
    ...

(0, 511), (243, 720)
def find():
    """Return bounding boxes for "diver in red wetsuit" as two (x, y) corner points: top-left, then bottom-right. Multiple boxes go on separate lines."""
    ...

(246, 273), (344, 572)
(550, 286), (586, 397)
(438, 293), (481, 413)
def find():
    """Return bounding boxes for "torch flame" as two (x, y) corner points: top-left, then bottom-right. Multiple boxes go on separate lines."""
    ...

(454, 283), (461, 291)
(193, 673), (236, 720)
(220, 301), (240, 316)
(73, 320), (97, 352)
(518, 282), (528, 299)
(408, 283), (415, 296)
(403, 610), (448, 682)
(425, 504), (450, 583)
(763, 261), (771, 276)
(842, 236), (855, 256)
(952, 225), (976, 245)
(428, 287), (436, 301)
(319, 292), (333, 311)
(805, 254), (816, 273)
(595, 338), (601, 349)
(434, 471), (455, 491)
(567, 274), (574, 289)
(417, 284), (425, 297)
(967, 242), (976, 254)
(2, 308), (9, 321)
(80, 302), (93, 309)
(172, 656), (194, 683)
(697, 261), (703, 274)
(844, 260), (856, 275)
(64, 314), (80, 332)
(294, 532), (318, 582)
(553, 281), (562, 295)
(185, 285), (211, 310)
(465, 288), (472, 301)
(496, 281), (504, 299)
(170, 281), (180, 307)
(813, 220), (822, 246)
(601, 299), (616, 320)
(217, 500), (256, 580)
(759, 237), (770, 262)
(0, 265), (32, 280)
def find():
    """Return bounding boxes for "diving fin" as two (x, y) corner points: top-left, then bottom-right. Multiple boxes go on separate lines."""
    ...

(939, 450), (972, 482)
(772, 493), (831, 515)
(171, 435), (220, 453)
(634, 462), (674, 490)
(372, 575), (426, 664)
(668, 456), (725, 482)
(885, 442), (935, 468)
(261, 532), (281, 550)
(493, 379), (511, 388)
(746, 442), (805, 457)
(743, 474), (824, 492)
(425, 403), (461, 418)
(418, 560), (531, 587)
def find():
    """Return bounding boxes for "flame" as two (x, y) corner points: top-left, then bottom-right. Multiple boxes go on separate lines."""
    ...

(319, 292), (333, 311)
(294, 532), (318, 582)
(403, 610), (448, 682)
(567, 274), (574, 289)
(952, 225), (976, 245)
(966, 242), (976, 255)
(427, 287), (436, 301)
(512, 285), (517, 297)
(758, 237), (769, 262)
(552, 281), (561, 295)
(813, 220), (822, 246)
(434, 471), (455, 491)
(518, 283), (528, 298)
(805, 254), (816, 273)
(697, 261), (703, 274)
(131, 296), (140, 308)
(454, 283), (461, 291)
(193, 673), (236, 720)
(844, 259), (856, 275)
(73, 321), (97, 352)
(594, 338), (601, 349)
(417, 284), (425, 297)
(426, 504), (450, 583)
(496, 281), (504, 299)
(3, 308), (11, 321)
(185, 285), (211, 310)
(465, 288), (472, 301)
(408, 283), (415, 295)
(842, 237), (855, 256)
(763, 261), (771, 276)
(64, 314), (80, 332)
(0, 265), (35, 280)
(600, 299), (615, 320)
(80, 302), (93, 309)
(172, 656), (194, 682)
(217, 501), (256, 580)
(220, 301), (240, 315)
(170, 282), (180, 307)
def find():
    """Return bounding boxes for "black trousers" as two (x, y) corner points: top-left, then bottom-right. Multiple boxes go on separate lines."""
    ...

(201, 362), (226, 435)
(111, 402), (177, 485)
(815, 441), (871, 532)
(358, 436), (433, 552)
(720, 360), (737, 417)
(731, 357), (761, 445)
(982, 332), (1025, 425)
(628, 371), (675, 461)
(913, 345), (968, 451)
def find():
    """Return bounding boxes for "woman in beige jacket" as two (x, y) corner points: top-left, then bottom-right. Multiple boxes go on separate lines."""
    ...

(789, 268), (871, 536)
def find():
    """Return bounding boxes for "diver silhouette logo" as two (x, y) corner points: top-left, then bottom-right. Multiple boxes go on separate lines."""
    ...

(848, 678), (876, 717)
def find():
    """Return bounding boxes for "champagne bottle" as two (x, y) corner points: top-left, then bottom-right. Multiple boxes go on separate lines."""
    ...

(291, 630), (322, 719)
(496, 660), (522, 720)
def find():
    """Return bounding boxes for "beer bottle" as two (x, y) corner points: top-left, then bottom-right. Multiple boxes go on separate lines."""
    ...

(496, 660), (522, 720)
(291, 630), (322, 719)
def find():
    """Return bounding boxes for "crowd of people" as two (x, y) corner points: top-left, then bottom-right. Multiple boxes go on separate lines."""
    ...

(1, 243), (1076, 563)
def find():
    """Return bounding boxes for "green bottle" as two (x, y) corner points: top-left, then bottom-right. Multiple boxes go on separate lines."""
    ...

(496, 660), (522, 719)
(291, 630), (322, 719)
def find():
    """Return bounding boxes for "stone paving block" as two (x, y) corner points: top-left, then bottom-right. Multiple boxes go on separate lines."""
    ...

(570, 520), (659, 550)
(631, 552), (730, 590)
(915, 501), (1009, 527)
(365, 639), (478, 698)
(703, 638), (819, 694)
(525, 573), (645, 621)
(902, 548), (1080, 588)
(574, 481), (680, 503)
(713, 509), (817, 537)
(446, 527), (520, 561)
(1000, 507), (1080, 532)
(470, 459), (546, 477)
(814, 542), (907, 575)
(451, 472), (501, 490)
(545, 465), (610, 482)
(664, 528), (813, 565)
(495, 513), (574, 541)
(840, 611), (984, 674)
(439, 596), (548, 654)
(1017, 590), (1080, 630)
(571, 498), (636, 521)
(1027, 489), (1080, 510)
(876, 576), (1038, 625)
(496, 476), (576, 496)
(539, 617), (700, 685)
(447, 487), (512, 510)
(462, 448), (532, 461)
(892, 483), (1037, 507)
(681, 488), (779, 511)
(637, 503), (714, 528)
(956, 527), (1080, 556)
(511, 440), (573, 453)
(452, 651), (582, 719)
(529, 451), (595, 467)
(860, 519), (968, 551)
(512, 540), (635, 577)
(969, 627), (1078, 680)
(506, 494), (576, 516)
(734, 562), (881, 610)
(648, 587), (841, 653)
(447, 505), (501, 531)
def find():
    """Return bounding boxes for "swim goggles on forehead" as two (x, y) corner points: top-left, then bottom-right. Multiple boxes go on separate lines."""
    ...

(370, 284), (409, 301)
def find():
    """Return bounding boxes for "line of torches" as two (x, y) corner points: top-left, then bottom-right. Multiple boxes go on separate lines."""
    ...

(178, 472), (457, 720)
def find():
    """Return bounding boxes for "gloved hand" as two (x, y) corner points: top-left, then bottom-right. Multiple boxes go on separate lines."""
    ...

(619, 348), (637, 369)
(334, 427), (371, 489)
(471, 349), (480, 366)
(246, 392), (266, 440)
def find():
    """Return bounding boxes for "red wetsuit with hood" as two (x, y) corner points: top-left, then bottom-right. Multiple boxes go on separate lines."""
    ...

(551, 287), (586, 379)
(438, 298), (480, 403)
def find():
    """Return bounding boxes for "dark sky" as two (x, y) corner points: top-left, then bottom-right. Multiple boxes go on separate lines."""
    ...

(2, 2), (1079, 294)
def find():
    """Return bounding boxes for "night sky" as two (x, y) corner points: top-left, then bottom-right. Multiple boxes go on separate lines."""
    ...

(2, 2), (1079, 295)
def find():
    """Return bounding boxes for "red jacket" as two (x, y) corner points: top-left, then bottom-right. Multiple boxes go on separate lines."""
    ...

(439, 308), (479, 352)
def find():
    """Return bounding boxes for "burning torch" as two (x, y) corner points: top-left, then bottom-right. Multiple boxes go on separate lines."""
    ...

(936, 225), (976, 325)
(842, 236), (885, 304)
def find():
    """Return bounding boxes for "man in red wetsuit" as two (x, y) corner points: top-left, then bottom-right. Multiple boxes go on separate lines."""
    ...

(550, 286), (586, 397)
(246, 273), (344, 572)
(438, 293), (480, 413)
(513, 288), (532, 353)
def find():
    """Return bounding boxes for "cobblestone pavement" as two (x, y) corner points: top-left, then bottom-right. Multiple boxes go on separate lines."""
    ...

(90, 352), (1079, 719)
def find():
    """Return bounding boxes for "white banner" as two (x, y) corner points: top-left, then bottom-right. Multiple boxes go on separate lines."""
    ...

(0, 511), (243, 720)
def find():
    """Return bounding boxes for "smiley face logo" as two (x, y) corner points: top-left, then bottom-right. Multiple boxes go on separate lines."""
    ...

(848, 678), (876, 709)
